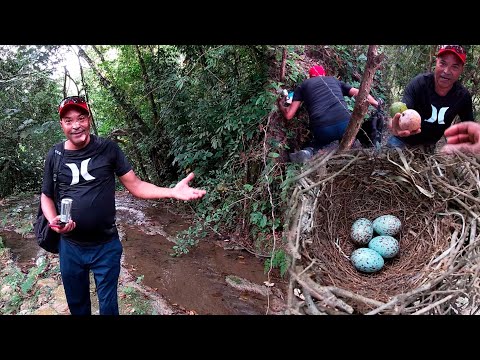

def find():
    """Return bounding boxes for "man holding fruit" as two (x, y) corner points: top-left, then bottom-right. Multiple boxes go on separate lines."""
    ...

(387, 45), (474, 151)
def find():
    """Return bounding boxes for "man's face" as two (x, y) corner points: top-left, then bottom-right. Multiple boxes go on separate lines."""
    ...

(60, 109), (91, 149)
(434, 52), (464, 92)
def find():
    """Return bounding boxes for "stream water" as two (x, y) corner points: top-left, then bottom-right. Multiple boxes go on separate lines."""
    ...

(1, 192), (287, 315)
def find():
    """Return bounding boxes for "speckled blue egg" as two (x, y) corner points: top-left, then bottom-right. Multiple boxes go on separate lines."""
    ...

(350, 248), (384, 273)
(351, 218), (373, 245)
(368, 235), (399, 259)
(372, 215), (401, 236)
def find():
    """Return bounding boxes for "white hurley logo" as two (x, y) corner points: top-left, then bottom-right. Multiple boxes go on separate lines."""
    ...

(424, 105), (449, 125)
(65, 158), (95, 185)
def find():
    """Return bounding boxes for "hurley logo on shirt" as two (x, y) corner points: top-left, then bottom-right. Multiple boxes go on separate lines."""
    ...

(65, 158), (96, 185)
(424, 105), (449, 125)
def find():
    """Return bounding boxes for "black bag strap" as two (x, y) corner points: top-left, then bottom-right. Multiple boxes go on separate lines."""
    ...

(52, 142), (65, 207)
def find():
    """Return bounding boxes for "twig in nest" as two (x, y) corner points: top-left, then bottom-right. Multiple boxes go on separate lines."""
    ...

(334, 238), (350, 260)
(292, 273), (354, 314)
(412, 294), (454, 315)
(302, 287), (324, 315)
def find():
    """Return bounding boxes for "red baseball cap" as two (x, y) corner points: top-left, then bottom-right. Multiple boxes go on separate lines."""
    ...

(436, 45), (466, 65)
(309, 65), (326, 77)
(58, 96), (90, 118)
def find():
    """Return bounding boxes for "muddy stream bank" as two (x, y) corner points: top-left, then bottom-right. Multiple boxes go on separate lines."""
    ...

(1, 192), (287, 315)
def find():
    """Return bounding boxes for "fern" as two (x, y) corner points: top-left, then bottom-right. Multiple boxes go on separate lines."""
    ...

(264, 249), (291, 277)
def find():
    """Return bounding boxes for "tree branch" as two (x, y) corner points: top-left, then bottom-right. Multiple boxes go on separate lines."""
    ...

(339, 45), (385, 151)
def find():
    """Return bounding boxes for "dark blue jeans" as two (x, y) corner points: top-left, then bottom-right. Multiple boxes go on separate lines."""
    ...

(59, 237), (123, 315)
(386, 135), (436, 153)
(386, 135), (407, 149)
(309, 119), (349, 152)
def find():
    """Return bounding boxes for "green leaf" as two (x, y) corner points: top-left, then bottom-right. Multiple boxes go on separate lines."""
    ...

(357, 54), (367, 62)
(243, 184), (253, 192)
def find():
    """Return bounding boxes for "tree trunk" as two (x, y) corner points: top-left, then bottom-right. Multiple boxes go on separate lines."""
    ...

(78, 46), (152, 182)
(135, 45), (159, 124)
(78, 47), (150, 135)
(75, 47), (98, 136)
(280, 47), (287, 82)
(338, 45), (385, 152)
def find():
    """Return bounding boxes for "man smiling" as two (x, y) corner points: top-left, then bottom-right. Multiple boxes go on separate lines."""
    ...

(39, 95), (206, 315)
(387, 45), (474, 150)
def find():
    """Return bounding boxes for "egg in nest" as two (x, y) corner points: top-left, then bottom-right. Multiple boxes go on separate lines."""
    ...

(368, 235), (399, 258)
(350, 248), (384, 273)
(372, 215), (401, 237)
(351, 218), (373, 245)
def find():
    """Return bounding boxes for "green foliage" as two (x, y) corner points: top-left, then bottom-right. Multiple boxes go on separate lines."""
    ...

(3, 267), (24, 288)
(17, 222), (33, 237)
(3, 293), (23, 314)
(382, 45), (436, 102)
(1, 266), (26, 314)
(250, 211), (268, 229)
(166, 49), (270, 178)
(120, 286), (153, 315)
(21, 260), (46, 294)
(122, 286), (135, 295)
(0, 252), (52, 314)
(171, 223), (203, 257)
(44, 264), (60, 278)
(85, 45), (182, 183)
(0, 45), (63, 198)
(264, 249), (291, 277)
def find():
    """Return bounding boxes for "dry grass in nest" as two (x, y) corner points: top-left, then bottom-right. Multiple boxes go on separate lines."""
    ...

(285, 148), (480, 315)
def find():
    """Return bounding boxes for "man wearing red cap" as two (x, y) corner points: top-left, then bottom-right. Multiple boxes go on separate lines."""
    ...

(277, 64), (380, 162)
(39, 95), (206, 315)
(309, 65), (326, 77)
(387, 45), (474, 151)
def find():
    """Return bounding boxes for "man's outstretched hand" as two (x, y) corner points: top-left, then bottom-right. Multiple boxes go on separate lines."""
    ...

(441, 121), (480, 155)
(172, 172), (207, 201)
(388, 112), (422, 137)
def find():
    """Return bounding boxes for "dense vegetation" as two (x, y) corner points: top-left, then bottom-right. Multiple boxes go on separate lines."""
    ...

(1, 45), (479, 267)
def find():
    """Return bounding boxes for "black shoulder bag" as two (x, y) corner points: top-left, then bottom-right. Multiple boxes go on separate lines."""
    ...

(33, 142), (64, 254)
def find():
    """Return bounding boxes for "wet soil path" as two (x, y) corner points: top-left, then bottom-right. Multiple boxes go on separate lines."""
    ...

(1, 192), (287, 315)
(116, 192), (287, 315)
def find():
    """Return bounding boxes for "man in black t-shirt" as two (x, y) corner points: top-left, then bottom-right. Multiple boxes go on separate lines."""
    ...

(40, 95), (206, 315)
(387, 45), (474, 151)
(277, 65), (380, 162)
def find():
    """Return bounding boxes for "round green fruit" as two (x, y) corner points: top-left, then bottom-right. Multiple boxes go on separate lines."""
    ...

(389, 101), (408, 117)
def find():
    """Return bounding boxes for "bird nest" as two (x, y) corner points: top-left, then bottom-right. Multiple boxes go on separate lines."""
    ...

(285, 148), (480, 315)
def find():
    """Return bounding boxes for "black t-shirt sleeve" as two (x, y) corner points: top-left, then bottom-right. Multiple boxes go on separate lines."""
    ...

(458, 93), (474, 121)
(340, 81), (352, 96)
(41, 147), (55, 198)
(111, 141), (132, 177)
(292, 84), (304, 102)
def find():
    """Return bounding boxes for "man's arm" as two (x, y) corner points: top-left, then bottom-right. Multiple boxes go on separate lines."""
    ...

(348, 88), (379, 108)
(119, 170), (206, 201)
(40, 193), (58, 223)
(40, 193), (76, 232)
(277, 98), (301, 120)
